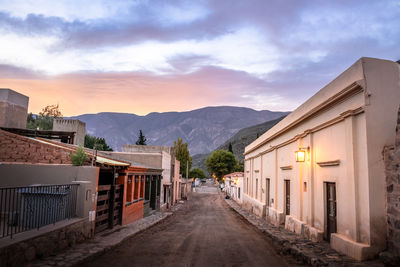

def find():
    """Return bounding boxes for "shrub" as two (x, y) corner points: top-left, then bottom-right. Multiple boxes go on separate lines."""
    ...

(71, 146), (88, 166)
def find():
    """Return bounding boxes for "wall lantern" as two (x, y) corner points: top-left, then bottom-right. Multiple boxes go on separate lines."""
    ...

(128, 176), (132, 183)
(295, 147), (310, 162)
(135, 176), (139, 182)
(141, 176), (144, 182)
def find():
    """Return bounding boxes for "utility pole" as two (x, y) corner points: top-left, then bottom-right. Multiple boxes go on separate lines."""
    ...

(186, 160), (189, 197)
(186, 160), (189, 179)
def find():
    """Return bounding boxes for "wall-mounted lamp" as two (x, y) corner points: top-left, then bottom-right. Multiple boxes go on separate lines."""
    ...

(295, 147), (310, 162)
(135, 176), (139, 182)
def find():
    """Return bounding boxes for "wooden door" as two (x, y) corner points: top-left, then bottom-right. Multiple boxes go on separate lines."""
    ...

(111, 184), (123, 227)
(265, 178), (270, 216)
(150, 177), (157, 210)
(326, 182), (337, 242)
(285, 180), (290, 215)
(95, 184), (123, 234)
(95, 185), (111, 233)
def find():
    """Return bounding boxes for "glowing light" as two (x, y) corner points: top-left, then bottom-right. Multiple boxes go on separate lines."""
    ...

(295, 150), (306, 162)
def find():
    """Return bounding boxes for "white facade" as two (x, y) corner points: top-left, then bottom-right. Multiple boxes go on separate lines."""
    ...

(243, 58), (400, 260)
(224, 172), (244, 204)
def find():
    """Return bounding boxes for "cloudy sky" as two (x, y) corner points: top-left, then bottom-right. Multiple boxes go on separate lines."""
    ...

(0, 0), (399, 116)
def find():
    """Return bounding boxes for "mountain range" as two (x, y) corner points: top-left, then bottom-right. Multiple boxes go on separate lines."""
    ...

(70, 106), (289, 155)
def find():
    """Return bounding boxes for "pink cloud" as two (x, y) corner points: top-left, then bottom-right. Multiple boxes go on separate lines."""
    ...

(0, 66), (279, 116)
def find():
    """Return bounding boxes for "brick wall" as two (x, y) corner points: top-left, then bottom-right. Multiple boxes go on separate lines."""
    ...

(0, 129), (90, 165)
(384, 107), (400, 258)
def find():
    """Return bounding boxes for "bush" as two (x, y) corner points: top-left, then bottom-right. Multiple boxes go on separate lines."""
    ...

(71, 146), (88, 166)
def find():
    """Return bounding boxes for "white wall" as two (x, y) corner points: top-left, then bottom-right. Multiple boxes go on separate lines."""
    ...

(242, 58), (400, 260)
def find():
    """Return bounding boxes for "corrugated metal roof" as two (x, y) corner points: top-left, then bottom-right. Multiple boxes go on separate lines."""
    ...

(96, 155), (130, 166)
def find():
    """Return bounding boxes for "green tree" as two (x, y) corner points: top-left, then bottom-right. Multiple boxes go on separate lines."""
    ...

(234, 161), (244, 172)
(206, 150), (237, 181)
(27, 104), (63, 130)
(174, 138), (192, 177)
(26, 112), (36, 129)
(70, 146), (88, 166)
(84, 134), (113, 151)
(189, 168), (206, 179)
(135, 130), (147, 145)
(228, 142), (233, 153)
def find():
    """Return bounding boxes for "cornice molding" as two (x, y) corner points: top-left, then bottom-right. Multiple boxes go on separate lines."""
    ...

(245, 81), (364, 155)
(244, 106), (364, 161)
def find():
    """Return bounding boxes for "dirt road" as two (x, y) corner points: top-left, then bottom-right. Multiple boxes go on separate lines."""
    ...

(83, 183), (301, 267)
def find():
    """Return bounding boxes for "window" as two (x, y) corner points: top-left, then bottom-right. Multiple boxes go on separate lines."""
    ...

(134, 175), (139, 200)
(145, 175), (150, 200)
(127, 175), (133, 202)
(140, 175), (144, 198)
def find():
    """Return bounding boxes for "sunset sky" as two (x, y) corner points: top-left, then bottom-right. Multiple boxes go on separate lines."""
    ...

(0, 0), (399, 116)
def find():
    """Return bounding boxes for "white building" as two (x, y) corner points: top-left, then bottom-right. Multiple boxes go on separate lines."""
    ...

(224, 172), (243, 204)
(243, 58), (400, 260)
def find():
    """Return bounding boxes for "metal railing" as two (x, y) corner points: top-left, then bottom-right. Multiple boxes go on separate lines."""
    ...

(0, 184), (79, 239)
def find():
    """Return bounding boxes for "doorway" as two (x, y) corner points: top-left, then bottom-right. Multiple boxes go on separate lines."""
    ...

(265, 178), (270, 216)
(284, 180), (290, 216)
(326, 182), (337, 242)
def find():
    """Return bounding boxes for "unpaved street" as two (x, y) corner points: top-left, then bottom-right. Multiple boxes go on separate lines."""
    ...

(83, 183), (301, 267)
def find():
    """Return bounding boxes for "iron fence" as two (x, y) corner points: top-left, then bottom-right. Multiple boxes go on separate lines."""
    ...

(0, 184), (79, 239)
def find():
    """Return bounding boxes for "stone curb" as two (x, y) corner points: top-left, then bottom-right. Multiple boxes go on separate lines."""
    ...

(224, 198), (384, 267)
(31, 212), (173, 267)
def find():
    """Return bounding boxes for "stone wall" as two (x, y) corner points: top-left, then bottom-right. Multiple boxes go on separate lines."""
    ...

(0, 129), (91, 164)
(0, 218), (93, 267)
(384, 107), (400, 258)
(242, 194), (266, 218)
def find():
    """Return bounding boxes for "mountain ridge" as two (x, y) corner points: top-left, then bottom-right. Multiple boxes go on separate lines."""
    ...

(192, 116), (285, 174)
(69, 106), (290, 155)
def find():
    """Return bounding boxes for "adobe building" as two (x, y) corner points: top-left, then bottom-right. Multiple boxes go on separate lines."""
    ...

(0, 88), (29, 129)
(243, 58), (400, 260)
(53, 118), (86, 146)
(100, 145), (178, 213)
(121, 145), (180, 209)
